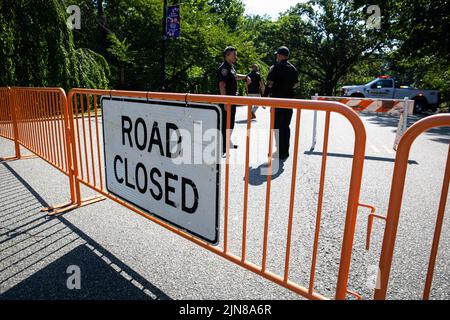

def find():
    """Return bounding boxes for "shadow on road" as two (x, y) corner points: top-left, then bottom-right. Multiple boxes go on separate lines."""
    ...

(247, 159), (287, 186)
(359, 113), (450, 145)
(0, 162), (171, 300)
(304, 150), (419, 165)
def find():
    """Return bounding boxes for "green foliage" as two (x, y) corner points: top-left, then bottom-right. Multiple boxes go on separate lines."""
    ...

(354, 0), (450, 107)
(107, 33), (133, 65)
(0, 0), (109, 90)
(277, 0), (386, 96)
(208, 0), (245, 32)
(75, 48), (110, 89)
(164, 0), (261, 93)
(1, 0), (448, 108)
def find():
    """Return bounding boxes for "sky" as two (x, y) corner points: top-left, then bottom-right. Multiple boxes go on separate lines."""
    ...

(242, 0), (307, 20)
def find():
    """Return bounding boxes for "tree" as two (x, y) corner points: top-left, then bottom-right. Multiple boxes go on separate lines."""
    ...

(208, 0), (245, 32)
(277, 0), (386, 96)
(0, 0), (109, 90)
(352, 0), (450, 108)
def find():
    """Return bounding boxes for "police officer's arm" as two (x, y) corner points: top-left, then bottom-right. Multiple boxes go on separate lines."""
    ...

(263, 65), (276, 97)
(292, 68), (300, 89)
(218, 66), (228, 95)
(235, 73), (252, 85)
(219, 81), (227, 95)
(259, 80), (265, 95)
(263, 81), (273, 97)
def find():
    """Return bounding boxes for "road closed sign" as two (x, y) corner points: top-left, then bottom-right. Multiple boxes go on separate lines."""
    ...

(101, 97), (221, 244)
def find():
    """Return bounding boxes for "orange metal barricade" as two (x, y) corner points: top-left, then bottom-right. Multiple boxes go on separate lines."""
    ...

(0, 87), (13, 141)
(2, 86), (449, 300)
(372, 114), (450, 300)
(12, 87), (70, 172)
(66, 88), (368, 300)
(0, 87), (21, 160)
(0, 87), (103, 214)
(0, 87), (75, 211)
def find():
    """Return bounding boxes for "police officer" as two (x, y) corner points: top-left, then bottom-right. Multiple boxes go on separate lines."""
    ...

(217, 46), (250, 154)
(246, 64), (265, 120)
(264, 46), (299, 160)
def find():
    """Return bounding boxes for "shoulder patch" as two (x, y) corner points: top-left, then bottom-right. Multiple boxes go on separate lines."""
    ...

(221, 68), (229, 76)
(269, 65), (274, 72)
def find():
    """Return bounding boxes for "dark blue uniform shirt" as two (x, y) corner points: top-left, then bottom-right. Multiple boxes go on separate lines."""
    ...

(217, 61), (237, 96)
(267, 60), (299, 98)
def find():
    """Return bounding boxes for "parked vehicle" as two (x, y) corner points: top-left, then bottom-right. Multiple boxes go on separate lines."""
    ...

(340, 76), (440, 113)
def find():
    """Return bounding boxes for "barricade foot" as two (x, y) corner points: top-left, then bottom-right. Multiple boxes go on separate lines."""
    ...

(346, 289), (363, 300)
(43, 195), (106, 216)
(0, 154), (38, 162)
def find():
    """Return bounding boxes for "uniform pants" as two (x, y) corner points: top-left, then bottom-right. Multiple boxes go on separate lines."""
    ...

(248, 93), (261, 113)
(274, 108), (293, 158)
(219, 104), (236, 153)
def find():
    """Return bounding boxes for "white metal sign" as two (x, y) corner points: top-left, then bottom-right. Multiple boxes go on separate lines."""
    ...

(101, 97), (221, 244)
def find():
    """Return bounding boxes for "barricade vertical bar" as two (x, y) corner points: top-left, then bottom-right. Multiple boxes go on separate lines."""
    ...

(52, 91), (63, 169)
(43, 91), (52, 161)
(30, 91), (39, 153)
(241, 105), (252, 262)
(24, 90), (32, 149)
(20, 90), (30, 149)
(33, 91), (43, 156)
(309, 111), (331, 293)
(261, 107), (275, 272)
(41, 91), (51, 161)
(45, 92), (56, 165)
(80, 94), (90, 183)
(45, 92), (54, 161)
(284, 109), (302, 282)
(44, 92), (53, 164)
(422, 144), (450, 299)
(61, 93), (70, 173)
(37, 91), (44, 156)
(22, 90), (30, 148)
(0, 89), (6, 139)
(68, 91), (82, 206)
(223, 103), (232, 254)
(38, 91), (47, 157)
(10, 88), (21, 159)
(402, 97), (408, 134)
(310, 94), (318, 151)
(74, 94), (85, 181)
(336, 109), (366, 300)
(1, 89), (8, 137)
(93, 94), (104, 190)
(61, 88), (76, 205)
(86, 94), (97, 187)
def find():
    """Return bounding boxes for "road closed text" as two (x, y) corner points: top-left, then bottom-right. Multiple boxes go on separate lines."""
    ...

(102, 98), (220, 243)
(113, 154), (199, 214)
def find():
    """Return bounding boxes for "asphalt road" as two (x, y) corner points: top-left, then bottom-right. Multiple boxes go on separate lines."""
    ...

(0, 105), (449, 300)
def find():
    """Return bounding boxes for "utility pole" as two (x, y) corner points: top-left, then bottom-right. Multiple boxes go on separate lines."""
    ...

(160, 0), (168, 91)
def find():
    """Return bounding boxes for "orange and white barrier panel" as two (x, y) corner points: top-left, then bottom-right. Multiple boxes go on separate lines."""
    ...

(310, 95), (414, 151)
